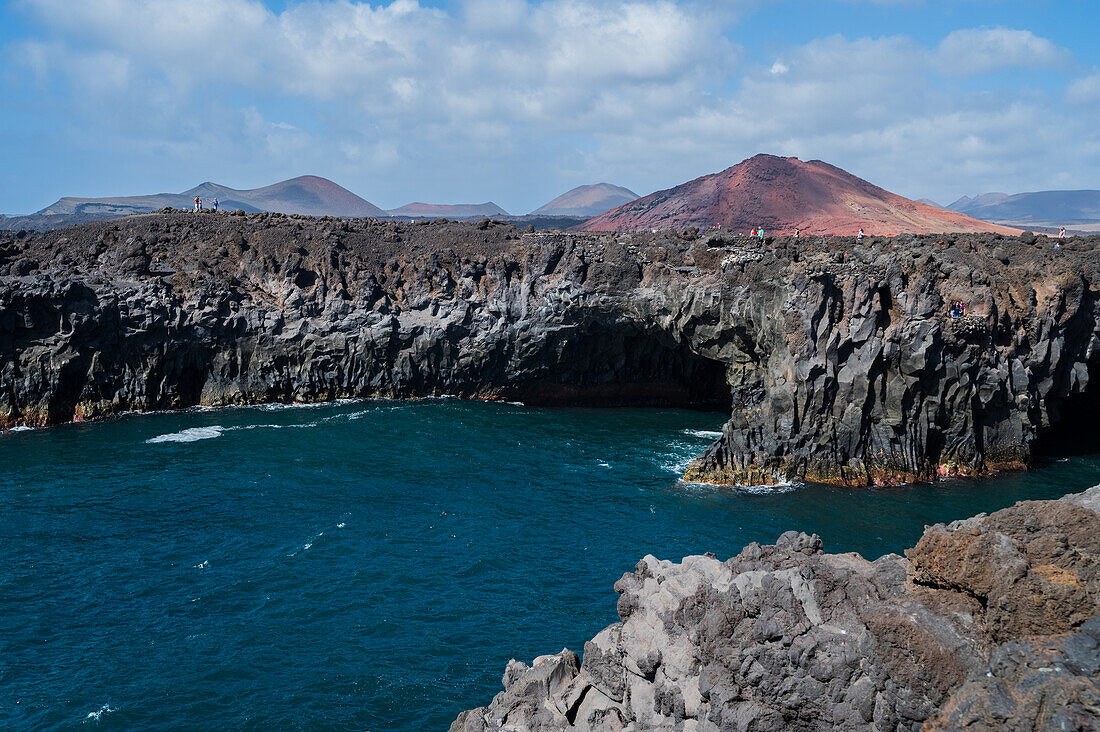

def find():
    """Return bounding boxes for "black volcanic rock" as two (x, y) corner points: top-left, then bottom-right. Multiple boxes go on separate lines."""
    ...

(1, 213), (1099, 490)
(452, 486), (1100, 731)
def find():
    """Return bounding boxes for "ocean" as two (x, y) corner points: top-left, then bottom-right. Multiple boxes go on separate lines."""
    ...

(3, 399), (1097, 729)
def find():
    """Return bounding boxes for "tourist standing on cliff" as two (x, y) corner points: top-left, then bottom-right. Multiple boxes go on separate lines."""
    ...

(212, 197), (219, 212)
(758, 227), (765, 239)
(1059, 227), (1066, 239)
(857, 228), (865, 241)
(194, 197), (201, 213)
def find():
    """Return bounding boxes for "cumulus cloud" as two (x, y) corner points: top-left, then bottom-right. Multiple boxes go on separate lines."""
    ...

(2, 1), (1097, 212)
(935, 27), (1072, 76)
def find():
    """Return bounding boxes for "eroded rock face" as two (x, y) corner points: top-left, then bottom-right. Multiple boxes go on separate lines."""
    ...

(452, 487), (1100, 731)
(1, 213), (1099, 486)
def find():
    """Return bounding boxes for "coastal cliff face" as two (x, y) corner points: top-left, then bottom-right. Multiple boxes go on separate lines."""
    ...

(1, 212), (1098, 486)
(452, 486), (1100, 731)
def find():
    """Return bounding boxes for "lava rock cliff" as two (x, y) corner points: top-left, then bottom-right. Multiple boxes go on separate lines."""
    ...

(1, 212), (1098, 487)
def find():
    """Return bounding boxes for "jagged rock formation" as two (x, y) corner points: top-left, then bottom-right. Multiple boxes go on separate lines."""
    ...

(1, 212), (1099, 487)
(451, 486), (1100, 731)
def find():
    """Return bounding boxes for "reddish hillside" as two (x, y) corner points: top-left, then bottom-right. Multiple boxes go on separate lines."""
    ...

(580, 155), (1019, 236)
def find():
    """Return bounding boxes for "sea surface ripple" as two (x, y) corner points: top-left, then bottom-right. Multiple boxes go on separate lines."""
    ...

(2, 400), (1097, 730)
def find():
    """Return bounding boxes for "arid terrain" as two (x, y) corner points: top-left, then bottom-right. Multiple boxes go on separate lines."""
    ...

(582, 155), (1020, 236)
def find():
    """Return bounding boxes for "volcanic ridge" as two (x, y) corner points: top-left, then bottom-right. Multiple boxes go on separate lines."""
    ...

(581, 154), (1019, 236)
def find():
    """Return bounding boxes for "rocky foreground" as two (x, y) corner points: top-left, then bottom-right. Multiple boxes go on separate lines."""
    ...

(1, 211), (1099, 486)
(452, 486), (1100, 731)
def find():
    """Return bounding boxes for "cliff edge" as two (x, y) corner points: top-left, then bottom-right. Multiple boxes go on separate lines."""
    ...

(1, 213), (1099, 486)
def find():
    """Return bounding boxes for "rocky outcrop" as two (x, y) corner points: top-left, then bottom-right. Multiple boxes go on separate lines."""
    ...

(451, 486), (1100, 731)
(1, 212), (1099, 487)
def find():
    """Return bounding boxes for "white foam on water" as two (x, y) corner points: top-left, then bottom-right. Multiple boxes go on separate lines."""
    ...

(337, 522), (346, 529)
(195, 560), (209, 570)
(6, 425), (34, 432)
(506, 401), (526, 407)
(146, 426), (227, 444)
(682, 429), (723, 439)
(679, 479), (799, 495)
(256, 401), (335, 412)
(84, 704), (115, 723)
(597, 460), (611, 468)
(661, 441), (703, 474)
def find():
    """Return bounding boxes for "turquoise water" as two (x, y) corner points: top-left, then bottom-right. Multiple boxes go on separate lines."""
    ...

(3, 399), (1098, 730)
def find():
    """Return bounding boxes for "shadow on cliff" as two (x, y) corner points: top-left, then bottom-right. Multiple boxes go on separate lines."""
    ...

(496, 325), (732, 410)
(1034, 357), (1100, 459)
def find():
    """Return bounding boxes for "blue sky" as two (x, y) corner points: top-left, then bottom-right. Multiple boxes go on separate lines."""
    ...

(2, 0), (1099, 214)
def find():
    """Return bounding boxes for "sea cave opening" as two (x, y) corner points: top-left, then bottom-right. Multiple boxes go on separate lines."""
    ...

(1034, 358), (1100, 459)
(506, 324), (733, 410)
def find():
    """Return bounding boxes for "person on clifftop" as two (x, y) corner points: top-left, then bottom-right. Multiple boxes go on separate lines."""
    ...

(758, 227), (765, 239)
(750, 227), (757, 237)
(212, 197), (219, 212)
(794, 228), (800, 239)
(857, 228), (865, 241)
(1059, 227), (1066, 239)
(194, 197), (201, 213)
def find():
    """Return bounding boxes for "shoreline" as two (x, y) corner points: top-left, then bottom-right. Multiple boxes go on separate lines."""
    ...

(453, 484), (1100, 730)
(3, 214), (1098, 488)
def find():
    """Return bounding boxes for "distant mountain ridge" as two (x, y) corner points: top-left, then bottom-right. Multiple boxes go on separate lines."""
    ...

(386, 202), (509, 218)
(948, 190), (1100, 225)
(26, 175), (385, 225)
(532, 183), (639, 217)
(580, 154), (1018, 236)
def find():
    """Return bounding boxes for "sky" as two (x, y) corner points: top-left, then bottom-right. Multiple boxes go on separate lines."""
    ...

(1, 0), (1098, 215)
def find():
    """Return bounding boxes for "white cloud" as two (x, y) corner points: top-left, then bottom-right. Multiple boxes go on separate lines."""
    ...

(3, 2), (1098, 212)
(935, 27), (1072, 76)
(1067, 72), (1100, 106)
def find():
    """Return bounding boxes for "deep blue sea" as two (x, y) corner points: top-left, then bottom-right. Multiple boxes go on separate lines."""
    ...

(3, 399), (1099, 730)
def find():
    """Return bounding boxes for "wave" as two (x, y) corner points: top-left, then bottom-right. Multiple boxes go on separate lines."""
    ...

(4, 425), (34, 433)
(146, 418), (332, 444)
(681, 429), (722, 439)
(83, 704), (115, 723)
(146, 426), (227, 444)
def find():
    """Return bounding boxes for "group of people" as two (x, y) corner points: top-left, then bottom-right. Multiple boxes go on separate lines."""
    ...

(192, 196), (219, 213)
(748, 227), (767, 239)
(948, 301), (967, 318)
